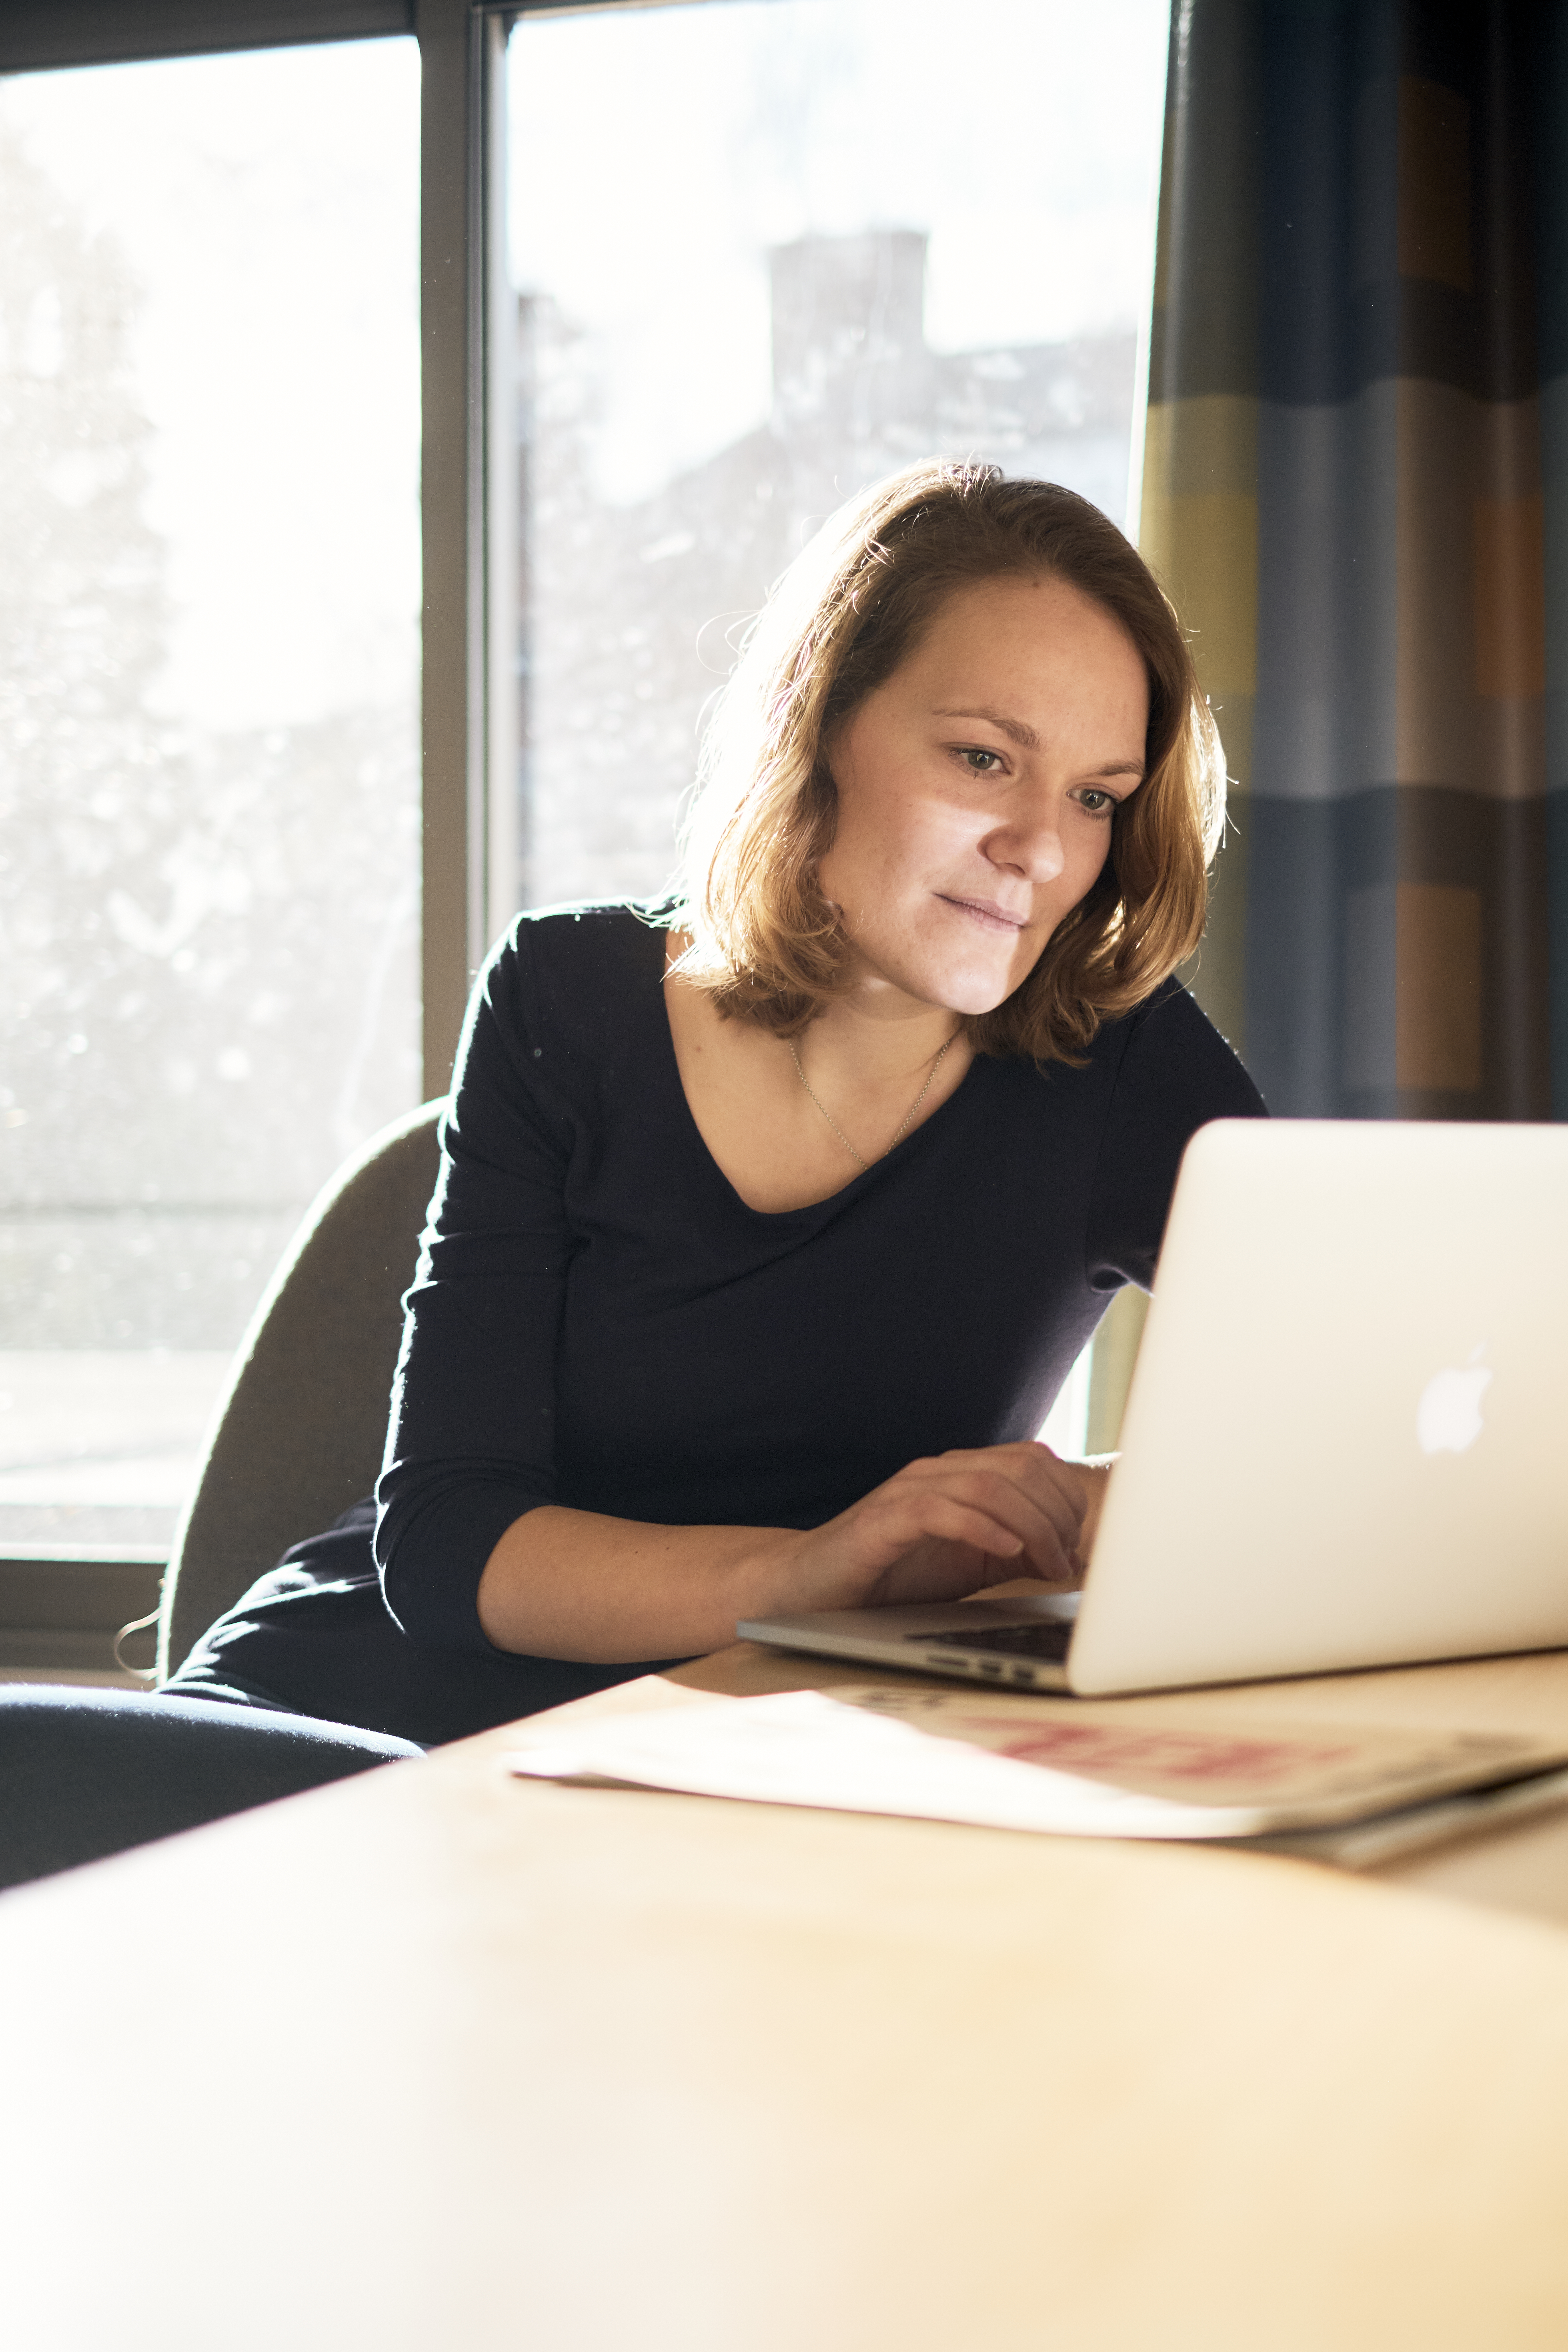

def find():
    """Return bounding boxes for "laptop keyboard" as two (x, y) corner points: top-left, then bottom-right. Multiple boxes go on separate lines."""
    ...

(903, 1620), (1073, 1662)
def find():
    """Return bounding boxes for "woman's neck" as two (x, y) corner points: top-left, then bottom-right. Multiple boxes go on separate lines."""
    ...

(795, 988), (965, 1094)
(663, 946), (974, 1214)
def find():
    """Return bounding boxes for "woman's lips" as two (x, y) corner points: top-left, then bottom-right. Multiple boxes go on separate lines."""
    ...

(937, 893), (1029, 934)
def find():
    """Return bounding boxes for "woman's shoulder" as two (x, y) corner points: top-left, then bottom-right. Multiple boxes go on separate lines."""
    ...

(484, 897), (669, 1028)
(1094, 975), (1266, 1122)
(1072, 981), (1264, 1289)
(509, 895), (672, 969)
(449, 900), (673, 1118)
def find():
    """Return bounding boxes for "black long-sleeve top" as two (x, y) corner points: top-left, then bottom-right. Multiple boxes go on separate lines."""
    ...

(375, 903), (1266, 1652)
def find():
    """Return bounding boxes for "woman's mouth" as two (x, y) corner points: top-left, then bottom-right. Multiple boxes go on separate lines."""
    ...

(936, 894), (1029, 935)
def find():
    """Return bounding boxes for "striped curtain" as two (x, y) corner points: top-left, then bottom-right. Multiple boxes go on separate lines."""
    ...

(1141, 0), (1568, 1119)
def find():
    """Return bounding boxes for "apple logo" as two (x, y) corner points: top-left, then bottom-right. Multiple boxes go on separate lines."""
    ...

(1416, 1344), (1492, 1456)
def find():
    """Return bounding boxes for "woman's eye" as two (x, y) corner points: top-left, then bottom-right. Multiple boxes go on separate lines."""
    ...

(1076, 789), (1114, 815)
(959, 747), (1004, 774)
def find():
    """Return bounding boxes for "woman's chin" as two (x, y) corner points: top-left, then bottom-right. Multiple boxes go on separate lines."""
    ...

(938, 943), (1039, 1014)
(846, 934), (1035, 1017)
(927, 965), (1028, 1018)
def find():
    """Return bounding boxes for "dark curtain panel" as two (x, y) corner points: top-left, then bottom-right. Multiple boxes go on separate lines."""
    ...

(1143, 0), (1568, 1118)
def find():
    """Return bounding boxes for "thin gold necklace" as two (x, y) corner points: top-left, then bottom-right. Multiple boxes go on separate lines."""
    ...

(789, 1033), (957, 1173)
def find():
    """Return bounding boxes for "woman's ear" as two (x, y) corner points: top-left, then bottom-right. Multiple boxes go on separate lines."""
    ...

(803, 753), (841, 847)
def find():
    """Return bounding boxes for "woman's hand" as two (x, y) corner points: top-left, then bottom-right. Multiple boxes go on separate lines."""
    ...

(772, 1441), (1111, 1615)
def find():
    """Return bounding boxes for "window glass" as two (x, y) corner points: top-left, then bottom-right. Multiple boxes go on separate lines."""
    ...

(507, 0), (1168, 1458)
(507, 0), (1167, 925)
(0, 40), (421, 1552)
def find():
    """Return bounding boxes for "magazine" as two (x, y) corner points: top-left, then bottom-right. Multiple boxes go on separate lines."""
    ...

(504, 1679), (1568, 1862)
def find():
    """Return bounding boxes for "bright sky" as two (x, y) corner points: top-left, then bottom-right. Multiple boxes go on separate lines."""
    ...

(510, 0), (1169, 504)
(1, 38), (421, 734)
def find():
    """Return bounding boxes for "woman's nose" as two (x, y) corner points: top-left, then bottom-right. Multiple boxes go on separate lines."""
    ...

(984, 802), (1065, 884)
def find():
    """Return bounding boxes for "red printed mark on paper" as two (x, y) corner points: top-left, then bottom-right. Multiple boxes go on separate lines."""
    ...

(959, 1720), (1357, 1786)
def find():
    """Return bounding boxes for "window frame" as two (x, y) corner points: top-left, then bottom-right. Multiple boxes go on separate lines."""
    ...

(0, 0), (522, 1643)
(0, 4), (415, 76)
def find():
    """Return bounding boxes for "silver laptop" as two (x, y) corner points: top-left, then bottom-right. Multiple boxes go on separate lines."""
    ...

(739, 1119), (1568, 1696)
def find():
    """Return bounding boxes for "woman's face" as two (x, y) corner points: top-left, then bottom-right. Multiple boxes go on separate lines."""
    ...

(817, 572), (1149, 1017)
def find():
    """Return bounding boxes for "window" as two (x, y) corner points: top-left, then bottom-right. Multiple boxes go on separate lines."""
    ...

(507, 0), (1168, 924)
(0, 37), (420, 1561)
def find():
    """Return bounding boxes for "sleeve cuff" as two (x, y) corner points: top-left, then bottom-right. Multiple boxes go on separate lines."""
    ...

(376, 1479), (549, 1653)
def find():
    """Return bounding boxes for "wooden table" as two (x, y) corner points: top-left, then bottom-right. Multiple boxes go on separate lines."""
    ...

(5, 1644), (1568, 2350)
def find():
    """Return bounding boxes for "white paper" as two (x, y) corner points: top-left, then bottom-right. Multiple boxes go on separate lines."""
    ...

(503, 1686), (1566, 1843)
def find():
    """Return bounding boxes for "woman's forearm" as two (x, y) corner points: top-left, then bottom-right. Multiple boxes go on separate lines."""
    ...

(476, 1506), (801, 1661)
(475, 1446), (1113, 1664)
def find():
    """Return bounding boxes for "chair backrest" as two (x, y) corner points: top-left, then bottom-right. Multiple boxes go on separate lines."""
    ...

(157, 1101), (445, 1681)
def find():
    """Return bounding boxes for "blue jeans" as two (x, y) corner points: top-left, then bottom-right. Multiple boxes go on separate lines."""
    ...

(0, 1684), (421, 1895)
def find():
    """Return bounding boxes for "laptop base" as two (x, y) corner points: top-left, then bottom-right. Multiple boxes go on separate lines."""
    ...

(737, 1597), (1078, 1693)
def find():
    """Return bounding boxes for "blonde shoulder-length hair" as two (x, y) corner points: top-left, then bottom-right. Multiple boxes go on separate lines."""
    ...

(667, 458), (1226, 1063)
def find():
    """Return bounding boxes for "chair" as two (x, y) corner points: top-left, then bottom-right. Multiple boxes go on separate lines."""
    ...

(155, 1101), (445, 1683)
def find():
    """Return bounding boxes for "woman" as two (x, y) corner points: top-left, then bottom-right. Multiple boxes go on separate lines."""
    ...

(166, 456), (1263, 1745)
(1, 458), (1264, 1891)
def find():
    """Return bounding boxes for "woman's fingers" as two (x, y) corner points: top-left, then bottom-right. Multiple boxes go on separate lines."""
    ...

(784, 1440), (1095, 1615)
(846, 1456), (1078, 1588)
(893, 1483), (1055, 1575)
(893, 1446), (1084, 1574)
(887, 1493), (1025, 1561)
